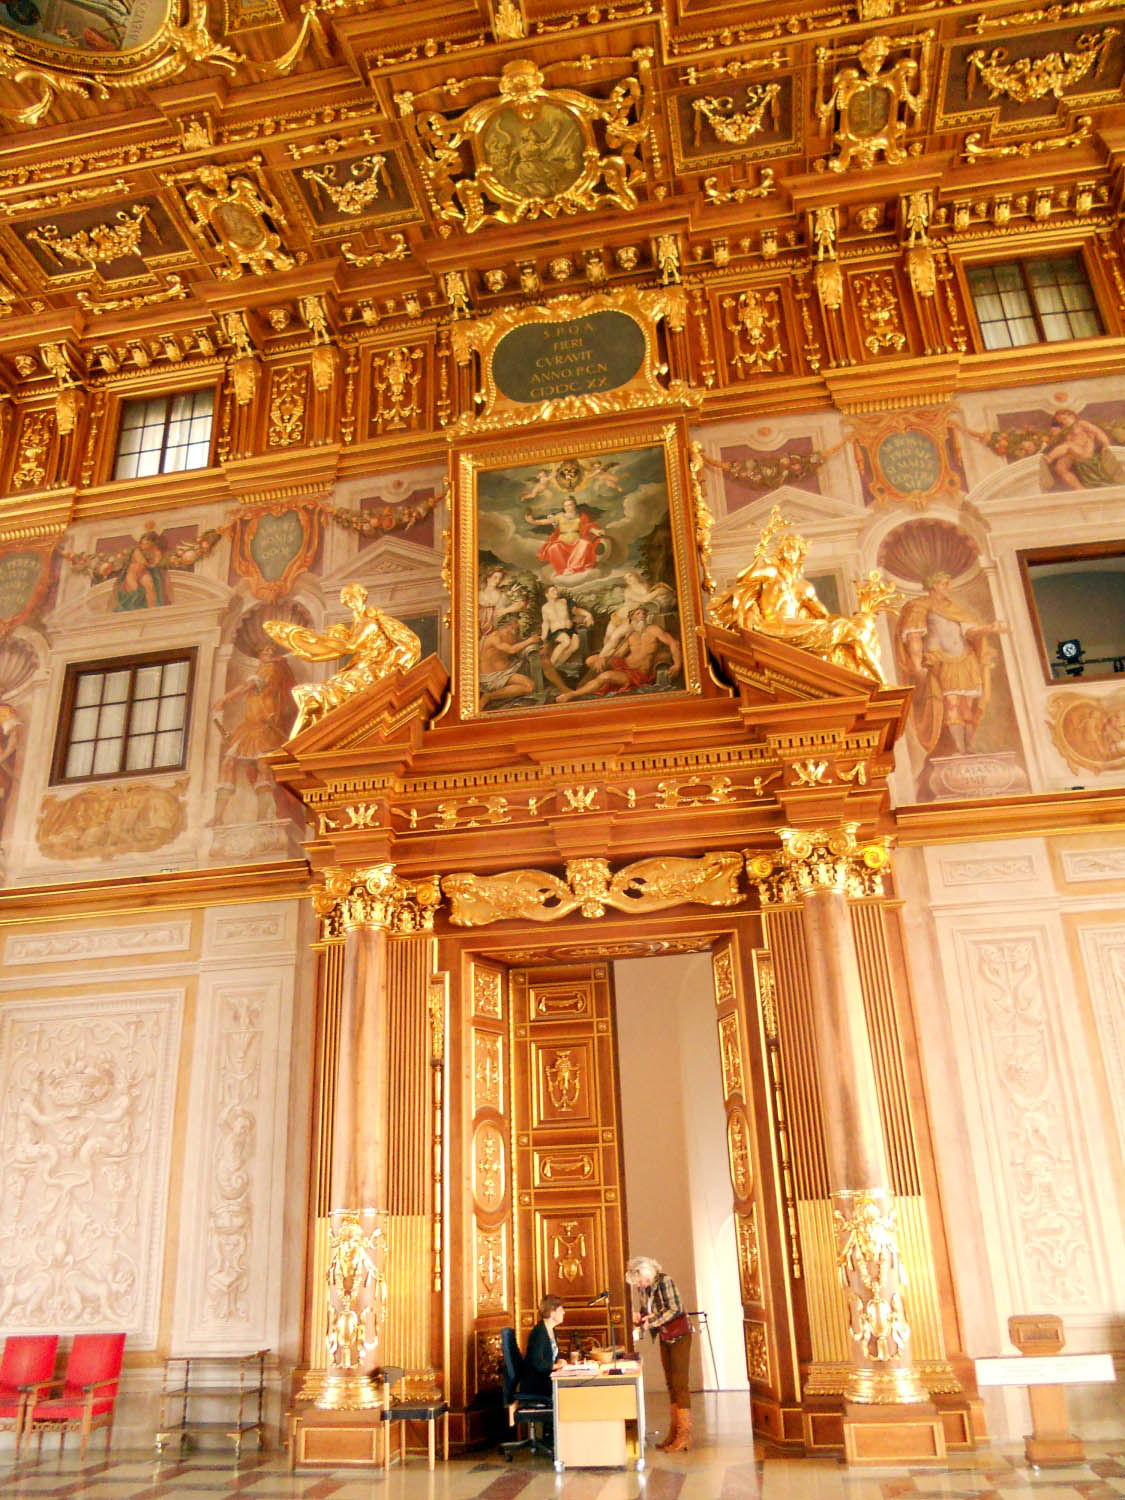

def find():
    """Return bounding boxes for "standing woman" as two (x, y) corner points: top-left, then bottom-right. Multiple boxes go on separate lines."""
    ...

(626, 1255), (694, 1452)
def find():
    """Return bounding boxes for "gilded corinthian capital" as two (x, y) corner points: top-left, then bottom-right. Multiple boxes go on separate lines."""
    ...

(746, 824), (892, 904)
(311, 862), (441, 934)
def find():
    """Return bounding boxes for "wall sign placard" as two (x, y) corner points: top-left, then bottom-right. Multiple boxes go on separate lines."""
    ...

(449, 288), (698, 433)
(491, 311), (646, 406)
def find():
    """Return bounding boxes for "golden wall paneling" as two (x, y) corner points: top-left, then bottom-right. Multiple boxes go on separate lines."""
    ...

(510, 964), (627, 1350)
(465, 955), (514, 1395)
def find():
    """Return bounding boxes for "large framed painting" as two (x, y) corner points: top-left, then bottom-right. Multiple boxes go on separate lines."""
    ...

(454, 424), (702, 718)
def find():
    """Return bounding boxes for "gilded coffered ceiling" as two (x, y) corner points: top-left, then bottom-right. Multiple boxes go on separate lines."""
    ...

(0, 0), (1122, 417)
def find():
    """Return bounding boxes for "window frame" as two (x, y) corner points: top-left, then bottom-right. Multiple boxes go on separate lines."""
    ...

(111, 386), (217, 483)
(1017, 539), (1125, 685)
(963, 247), (1104, 354)
(51, 647), (197, 786)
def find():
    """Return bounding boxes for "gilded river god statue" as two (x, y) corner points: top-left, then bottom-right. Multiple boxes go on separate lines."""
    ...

(265, 583), (422, 735)
(710, 507), (900, 683)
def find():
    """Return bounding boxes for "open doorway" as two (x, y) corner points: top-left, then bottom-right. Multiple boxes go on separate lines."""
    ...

(614, 952), (749, 1397)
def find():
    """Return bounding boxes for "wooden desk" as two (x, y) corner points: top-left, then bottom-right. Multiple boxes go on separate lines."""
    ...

(551, 1365), (646, 1474)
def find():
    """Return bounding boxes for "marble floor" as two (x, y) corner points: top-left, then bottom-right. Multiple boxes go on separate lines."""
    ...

(2, 1395), (1122, 1500)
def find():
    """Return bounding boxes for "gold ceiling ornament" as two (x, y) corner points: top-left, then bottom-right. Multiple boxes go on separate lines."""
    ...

(339, 232), (408, 268)
(398, 55), (650, 235)
(854, 272), (906, 355)
(76, 274), (189, 316)
(810, 204), (843, 312)
(902, 189), (935, 299)
(302, 154), (389, 216)
(710, 507), (900, 683)
(966, 0), (1120, 31)
(722, 286), (783, 375)
(691, 82), (780, 147)
(746, 824), (894, 906)
(265, 583), (422, 736)
(702, 165), (776, 204)
(257, 0), (330, 77)
(489, 0), (526, 41)
(443, 850), (745, 926)
(833, 1188), (926, 1405)
(962, 113), (1092, 159)
(816, 32), (933, 172)
(39, 341), (83, 435)
(220, 310), (259, 406)
(967, 27), (1118, 103)
(299, 294), (337, 391)
(0, 0), (236, 127)
(310, 863), (442, 935)
(171, 161), (294, 279)
(27, 204), (151, 271)
(0, 177), (131, 218)
(688, 440), (716, 594)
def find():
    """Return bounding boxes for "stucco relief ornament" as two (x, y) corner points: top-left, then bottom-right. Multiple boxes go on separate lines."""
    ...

(265, 584), (421, 736)
(710, 507), (901, 682)
(399, 56), (649, 235)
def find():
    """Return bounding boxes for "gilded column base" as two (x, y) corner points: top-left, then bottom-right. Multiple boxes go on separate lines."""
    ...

(844, 1364), (928, 1405)
(299, 1368), (385, 1410)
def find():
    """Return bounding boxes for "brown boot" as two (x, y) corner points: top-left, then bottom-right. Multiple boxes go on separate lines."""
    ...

(666, 1408), (693, 1452)
(656, 1406), (680, 1451)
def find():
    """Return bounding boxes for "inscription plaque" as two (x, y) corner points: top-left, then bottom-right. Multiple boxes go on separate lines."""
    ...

(492, 310), (646, 405)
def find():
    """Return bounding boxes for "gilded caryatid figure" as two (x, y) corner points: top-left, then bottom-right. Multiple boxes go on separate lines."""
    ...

(710, 508), (900, 682)
(265, 584), (421, 735)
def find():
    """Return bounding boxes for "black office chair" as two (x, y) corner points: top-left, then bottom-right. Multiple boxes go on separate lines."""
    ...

(499, 1327), (553, 1462)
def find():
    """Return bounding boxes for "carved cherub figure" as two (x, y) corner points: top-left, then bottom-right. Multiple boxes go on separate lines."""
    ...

(264, 584), (421, 735)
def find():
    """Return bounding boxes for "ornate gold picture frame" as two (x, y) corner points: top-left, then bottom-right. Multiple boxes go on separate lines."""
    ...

(454, 422), (703, 720)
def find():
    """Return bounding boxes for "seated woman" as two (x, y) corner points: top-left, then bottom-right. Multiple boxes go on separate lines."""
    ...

(520, 1294), (567, 1398)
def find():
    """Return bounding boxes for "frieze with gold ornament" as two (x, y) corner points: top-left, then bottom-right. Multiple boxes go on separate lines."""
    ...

(853, 271), (907, 357)
(397, 55), (650, 238)
(746, 824), (893, 906)
(722, 286), (784, 377)
(737, 1209), (762, 1303)
(372, 346), (424, 432)
(746, 1321), (770, 1383)
(962, 114), (1093, 160)
(443, 850), (744, 926)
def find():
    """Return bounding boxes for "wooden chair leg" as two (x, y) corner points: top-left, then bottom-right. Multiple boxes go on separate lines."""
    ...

(443, 1410), (449, 1461)
(428, 1417), (435, 1470)
(400, 1421), (406, 1466)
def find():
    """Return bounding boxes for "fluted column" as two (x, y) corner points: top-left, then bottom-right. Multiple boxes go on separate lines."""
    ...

(302, 864), (441, 1410)
(749, 826), (927, 1409)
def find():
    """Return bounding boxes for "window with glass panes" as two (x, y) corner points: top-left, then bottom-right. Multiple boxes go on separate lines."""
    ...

(53, 652), (193, 783)
(113, 390), (214, 480)
(966, 254), (1102, 351)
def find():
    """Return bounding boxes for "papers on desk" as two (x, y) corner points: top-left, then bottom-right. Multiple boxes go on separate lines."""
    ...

(554, 1360), (642, 1378)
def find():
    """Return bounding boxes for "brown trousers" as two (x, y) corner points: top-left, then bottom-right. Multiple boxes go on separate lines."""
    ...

(658, 1330), (692, 1409)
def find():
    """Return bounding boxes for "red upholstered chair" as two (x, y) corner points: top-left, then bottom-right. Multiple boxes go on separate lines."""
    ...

(25, 1333), (126, 1462)
(0, 1336), (58, 1460)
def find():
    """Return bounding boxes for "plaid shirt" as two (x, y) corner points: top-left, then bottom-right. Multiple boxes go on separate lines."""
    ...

(638, 1272), (685, 1340)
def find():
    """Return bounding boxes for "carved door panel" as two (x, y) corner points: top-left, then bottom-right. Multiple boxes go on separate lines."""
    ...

(467, 957), (513, 1398)
(712, 933), (794, 1427)
(510, 963), (628, 1355)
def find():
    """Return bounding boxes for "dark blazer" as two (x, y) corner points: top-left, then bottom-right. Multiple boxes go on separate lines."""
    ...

(520, 1320), (556, 1398)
